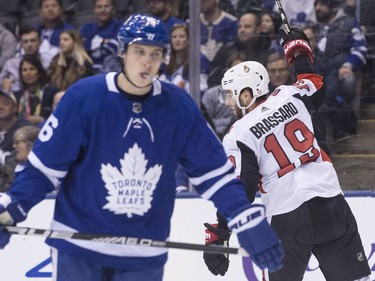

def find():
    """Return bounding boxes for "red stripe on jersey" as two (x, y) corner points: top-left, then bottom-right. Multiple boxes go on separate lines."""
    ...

(297, 73), (324, 90)
(320, 148), (332, 163)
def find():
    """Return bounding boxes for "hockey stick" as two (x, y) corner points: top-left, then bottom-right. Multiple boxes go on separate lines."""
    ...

(275, 0), (291, 33)
(4, 225), (249, 256)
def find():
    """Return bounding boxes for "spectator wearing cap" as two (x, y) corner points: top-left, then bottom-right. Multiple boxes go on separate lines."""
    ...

(0, 91), (32, 163)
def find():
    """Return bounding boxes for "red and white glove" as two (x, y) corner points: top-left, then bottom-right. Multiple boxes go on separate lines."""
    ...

(280, 27), (313, 64)
(203, 220), (231, 276)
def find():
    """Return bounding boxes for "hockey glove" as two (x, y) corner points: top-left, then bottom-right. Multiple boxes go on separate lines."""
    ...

(280, 27), (313, 64)
(228, 204), (284, 273)
(0, 193), (27, 249)
(203, 221), (231, 276)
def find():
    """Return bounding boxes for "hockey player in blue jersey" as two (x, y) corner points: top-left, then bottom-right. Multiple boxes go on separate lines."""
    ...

(0, 14), (283, 280)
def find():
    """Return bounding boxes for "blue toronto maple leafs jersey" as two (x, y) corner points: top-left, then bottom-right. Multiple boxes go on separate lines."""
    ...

(7, 72), (249, 269)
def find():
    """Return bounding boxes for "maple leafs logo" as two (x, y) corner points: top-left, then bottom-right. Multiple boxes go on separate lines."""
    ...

(101, 143), (162, 218)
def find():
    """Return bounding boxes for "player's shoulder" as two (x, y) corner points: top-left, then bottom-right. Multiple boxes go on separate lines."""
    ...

(268, 85), (300, 101)
(158, 80), (205, 121)
(68, 73), (108, 93)
(224, 119), (242, 140)
(63, 73), (111, 105)
(158, 80), (196, 106)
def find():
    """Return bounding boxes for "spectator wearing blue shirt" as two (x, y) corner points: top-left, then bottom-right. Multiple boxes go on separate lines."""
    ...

(80, 0), (123, 73)
(147, 0), (185, 34)
(36, 0), (75, 65)
(198, 0), (238, 62)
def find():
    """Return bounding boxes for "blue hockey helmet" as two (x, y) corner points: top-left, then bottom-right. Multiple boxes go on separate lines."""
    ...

(118, 13), (171, 63)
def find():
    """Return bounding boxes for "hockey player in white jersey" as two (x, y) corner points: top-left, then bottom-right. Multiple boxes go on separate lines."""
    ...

(0, 13), (284, 280)
(203, 28), (371, 280)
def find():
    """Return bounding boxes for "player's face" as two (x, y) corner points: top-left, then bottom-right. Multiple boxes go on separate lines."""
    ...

(223, 91), (241, 117)
(20, 61), (39, 86)
(21, 32), (41, 55)
(59, 32), (74, 54)
(40, 0), (62, 21)
(94, 0), (114, 23)
(171, 27), (188, 52)
(123, 43), (164, 86)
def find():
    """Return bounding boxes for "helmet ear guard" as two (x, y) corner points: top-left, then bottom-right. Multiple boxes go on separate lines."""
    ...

(220, 61), (270, 113)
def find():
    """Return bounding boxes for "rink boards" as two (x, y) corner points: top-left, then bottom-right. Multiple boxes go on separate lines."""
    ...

(0, 192), (374, 281)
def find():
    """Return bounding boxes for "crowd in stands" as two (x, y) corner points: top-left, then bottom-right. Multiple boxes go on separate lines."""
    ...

(0, 0), (374, 191)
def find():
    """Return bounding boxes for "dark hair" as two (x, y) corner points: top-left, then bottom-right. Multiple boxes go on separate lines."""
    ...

(260, 11), (282, 33)
(239, 11), (261, 27)
(266, 52), (287, 65)
(39, 0), (62, 8)
(19, 25), (40, 38)
(225, 52), (247, 68)
(19, 55), (48, 89)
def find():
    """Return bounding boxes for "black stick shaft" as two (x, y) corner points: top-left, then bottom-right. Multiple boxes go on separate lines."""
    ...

(275, 0), (291, 33)
(5, 226), (249, 256)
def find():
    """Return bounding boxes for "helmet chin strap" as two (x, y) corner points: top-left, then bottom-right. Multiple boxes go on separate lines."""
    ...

(237, 97), (255, 117)
(120, 59), (154, 89)
(122, 68), (153, 89)
(120, 58), (163, 89)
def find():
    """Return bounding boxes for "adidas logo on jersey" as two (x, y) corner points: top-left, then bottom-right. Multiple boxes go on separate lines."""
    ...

(261, 106), (270, 112)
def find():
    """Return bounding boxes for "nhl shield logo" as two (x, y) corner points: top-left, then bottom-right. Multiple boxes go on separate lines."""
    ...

(132, 102), (142, 113)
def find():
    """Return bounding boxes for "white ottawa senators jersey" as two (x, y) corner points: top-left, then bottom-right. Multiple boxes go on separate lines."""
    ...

(224, 77), (343, 217)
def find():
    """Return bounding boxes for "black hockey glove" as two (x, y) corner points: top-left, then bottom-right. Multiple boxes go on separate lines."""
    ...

(203, 221), (231, 276)
(280, 26), (313, 64)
